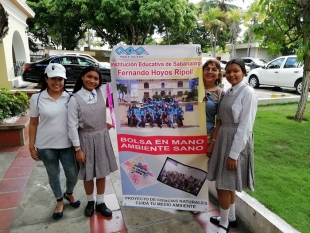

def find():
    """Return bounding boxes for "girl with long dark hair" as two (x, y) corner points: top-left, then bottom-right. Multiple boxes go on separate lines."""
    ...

(207, 59), (258, 233)
(67, 66), (118, 217)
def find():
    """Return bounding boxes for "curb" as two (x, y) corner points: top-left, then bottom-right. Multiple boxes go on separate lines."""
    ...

(271, 93), (290, 98)
(207, 181), (301, 233)
(258, 96), (310, 106)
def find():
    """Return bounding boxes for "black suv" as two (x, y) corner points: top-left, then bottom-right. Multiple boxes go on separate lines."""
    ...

(22, 54), (111, 84)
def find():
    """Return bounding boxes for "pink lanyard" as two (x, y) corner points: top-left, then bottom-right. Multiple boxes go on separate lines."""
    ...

(106, 83), (115, 128)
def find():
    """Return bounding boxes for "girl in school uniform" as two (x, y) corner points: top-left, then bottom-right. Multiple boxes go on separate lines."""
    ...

(29, 63), (80, 220)
(207, 59), (258, 233)
(68, 66), (118, 217)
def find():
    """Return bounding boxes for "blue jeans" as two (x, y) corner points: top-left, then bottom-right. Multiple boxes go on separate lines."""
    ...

(37, 147), (78, 200)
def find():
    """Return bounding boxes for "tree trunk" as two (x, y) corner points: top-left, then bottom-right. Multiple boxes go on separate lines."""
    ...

(295, 6), (309, 122)
(231, 41), (236, 58)
(166, 27), (170, 45)
(294, 57), (310, 122)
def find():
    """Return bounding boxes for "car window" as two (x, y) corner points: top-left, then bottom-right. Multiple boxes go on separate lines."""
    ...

(267, 58), (285, 69)
(284, 57), (297, 68)
(50, 58), (60, 64)
(59, 57), (70, 65)
(60, 56), (80, 65)
(78, 57), (96, 66)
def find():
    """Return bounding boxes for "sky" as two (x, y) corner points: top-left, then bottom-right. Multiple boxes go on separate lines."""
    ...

(189, 0), (254, 10)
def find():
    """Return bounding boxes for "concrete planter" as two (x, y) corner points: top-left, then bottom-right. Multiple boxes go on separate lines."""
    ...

(0, 111), (30, 147)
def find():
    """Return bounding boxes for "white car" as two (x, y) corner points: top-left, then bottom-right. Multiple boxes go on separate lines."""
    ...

(247, 55), (304, 94)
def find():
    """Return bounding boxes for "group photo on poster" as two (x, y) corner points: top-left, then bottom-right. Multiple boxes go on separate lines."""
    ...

(115, 78), (200, 130)
(110, 45), (209, 212)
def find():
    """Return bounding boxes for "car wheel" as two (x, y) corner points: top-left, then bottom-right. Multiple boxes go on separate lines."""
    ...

(295, 80), (302, 95)
(248, 75), (259, 88)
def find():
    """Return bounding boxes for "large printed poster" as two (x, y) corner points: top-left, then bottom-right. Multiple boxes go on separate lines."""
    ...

(110, 45), (208, 212)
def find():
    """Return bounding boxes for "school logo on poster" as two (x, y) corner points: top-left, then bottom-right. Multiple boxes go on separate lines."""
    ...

(115, 46), (149, 56)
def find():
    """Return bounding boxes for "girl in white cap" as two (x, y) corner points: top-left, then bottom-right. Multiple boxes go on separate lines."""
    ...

(29, 63), (80, 220)
(68, 66), (118, 218)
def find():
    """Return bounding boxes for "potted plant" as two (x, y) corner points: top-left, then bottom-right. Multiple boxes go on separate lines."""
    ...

(0, 87), (29, 147)
(0, 87), (29, 123)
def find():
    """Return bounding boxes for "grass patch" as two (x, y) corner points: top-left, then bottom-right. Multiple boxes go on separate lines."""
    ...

(246, 103), (310, 232)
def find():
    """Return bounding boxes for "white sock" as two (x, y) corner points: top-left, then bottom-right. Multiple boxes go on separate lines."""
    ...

(87, 194), (94, 202)
(218, 207), (229, 233)
(96, 194), (105, 205)
(228, 203), (236, 221)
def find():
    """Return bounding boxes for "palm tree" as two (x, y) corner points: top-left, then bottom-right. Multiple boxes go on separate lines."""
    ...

(198, 0), (242, 12)
(226, 8), (243, 58)
(200, 7), (226, 57)
(243, 0), (265, 56)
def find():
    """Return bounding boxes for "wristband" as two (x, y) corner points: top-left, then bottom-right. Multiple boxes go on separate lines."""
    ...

(211, 139), (216, 142)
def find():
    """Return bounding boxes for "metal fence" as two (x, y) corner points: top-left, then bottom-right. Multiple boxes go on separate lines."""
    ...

(13, 61), (25, 77)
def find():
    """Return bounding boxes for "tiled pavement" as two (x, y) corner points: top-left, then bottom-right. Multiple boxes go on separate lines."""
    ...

(0, 142), (250, 233)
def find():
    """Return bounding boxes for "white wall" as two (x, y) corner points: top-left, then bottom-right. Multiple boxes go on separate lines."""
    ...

(0, 0), (34, 87)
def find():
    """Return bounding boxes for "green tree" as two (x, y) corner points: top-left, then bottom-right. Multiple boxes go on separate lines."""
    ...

(255, 0), (310, 121)
(144, 36), (158, 45)
(27, 0), (86, 50)
(226, 8), (243, 58)
(28, 37), (39, 53)
(243, 0), (265, 56)
(0, 3), (9, 44)
(200, 7), (226, 57)
(155, 0), (197, 45)
(160, 23), (211, 52)
(74, 0), (197, 47)
(198, 0), (242, 12)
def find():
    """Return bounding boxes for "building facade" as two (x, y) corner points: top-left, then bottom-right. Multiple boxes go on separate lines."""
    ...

(226, 42), (276, 62)
(0, 0), (34, 88)
(136, 79), (189, 102)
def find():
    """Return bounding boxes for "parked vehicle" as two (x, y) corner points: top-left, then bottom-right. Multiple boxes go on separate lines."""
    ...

(63, 53), (110, 69)
(220, 60), (250, 74)
(22, 54), (111, 84)
(246, 55), (304, 94)
(241, 57), (268, 70)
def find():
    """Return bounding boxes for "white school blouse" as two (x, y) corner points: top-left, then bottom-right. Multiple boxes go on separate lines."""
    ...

(227, 81), (258, 160)
(68, 85), (107, 147)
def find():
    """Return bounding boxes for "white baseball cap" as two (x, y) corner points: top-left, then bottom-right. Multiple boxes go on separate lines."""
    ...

(45, 63), (67, 79)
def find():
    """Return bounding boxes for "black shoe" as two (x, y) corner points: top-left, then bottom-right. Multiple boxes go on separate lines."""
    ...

(210, 216), (238, 228)
(63, 192), (81, 208)
(96, 203), (112, 217)
(84, 201), (95, 217)
(52, 206), (63, 220)
(218, 224), (230, 233)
